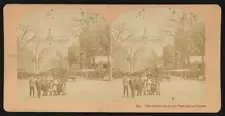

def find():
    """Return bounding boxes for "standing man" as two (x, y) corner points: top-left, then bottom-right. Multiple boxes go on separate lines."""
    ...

(35, 76), (41, 98)
(123, 73), (129, 98)
(129, 74), (136, 98)
(42, 76), (49, 96)
(53, 77), (59, 95)
(62, 79), (67, 95)
(29, 76), (35, 98)
(155, 77), (160, 95)
(136, 76), (141, 96)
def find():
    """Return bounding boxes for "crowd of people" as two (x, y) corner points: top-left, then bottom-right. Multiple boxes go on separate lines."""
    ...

(122, 72), (160, 98)
(27, 70), (160, 99)
(29, 75), (67, 98)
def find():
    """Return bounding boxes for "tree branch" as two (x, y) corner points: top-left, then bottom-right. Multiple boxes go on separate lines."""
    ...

(18, 29), (29, 46)
(133, 47), (145, 61)
(20, 34), (37, 51)
(38, 49), (49, 61)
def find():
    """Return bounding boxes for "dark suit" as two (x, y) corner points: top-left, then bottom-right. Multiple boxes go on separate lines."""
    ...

(35, 80), (41, 98)
(123, 77), (129, 97)
(129, 78), (136, 98)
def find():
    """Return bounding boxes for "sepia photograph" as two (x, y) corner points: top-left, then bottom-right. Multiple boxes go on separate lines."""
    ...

(17, 6), (205, 101)
(4, 4), (220, 112)
(111, 8), (205, 100)
(16, 8), (112, 101)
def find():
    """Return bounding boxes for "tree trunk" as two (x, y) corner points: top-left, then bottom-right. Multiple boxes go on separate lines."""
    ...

(132, 60), (136, 72)
(35, 61), (38, 74)
(37, 62), (41, 74)
(33, 60), (36, 74)
(107, 55), (111, 81)
(201, 56), (204, 63)
(129, 48), (133, 73)
(91, 55), (95, 68)
(69, 62), (72, 69)
(186, 56), (190, 68)
(17, 51), (20, 61)
(129, 58), (132, 73)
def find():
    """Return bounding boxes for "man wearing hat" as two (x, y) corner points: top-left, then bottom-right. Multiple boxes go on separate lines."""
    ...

(122, 73), (129, 98)
(29, 76), (36, 98)
(35, 75), (41, 98)
(129, 74), (136, 98)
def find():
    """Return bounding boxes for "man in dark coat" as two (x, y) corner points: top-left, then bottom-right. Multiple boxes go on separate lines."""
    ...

(136, 76), (140, 96)
(129, 74), (136, 98)
(42, 77), (49, 96)
(35, 76), (41, 98)
(155, 79), (160, 95)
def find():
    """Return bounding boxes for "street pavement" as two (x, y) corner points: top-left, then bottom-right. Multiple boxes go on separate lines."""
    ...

(18, 77), (205, 102)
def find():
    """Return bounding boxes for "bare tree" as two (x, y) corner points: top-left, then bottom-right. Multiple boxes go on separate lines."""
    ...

(32, 42), (50, 74)
(71, 10), (100, 67)
(70, 10), (113, 79)
(161, 9), (198, 68)
(94, 19), (112, 80)
(188, 22), (205, 62)
(111, 22), (133, 52)
(17, 24), (37, 58)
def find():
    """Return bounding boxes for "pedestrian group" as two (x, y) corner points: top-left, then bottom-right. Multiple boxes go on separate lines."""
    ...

(29, 75), (67, 98)
(122, 72), (160, 98)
